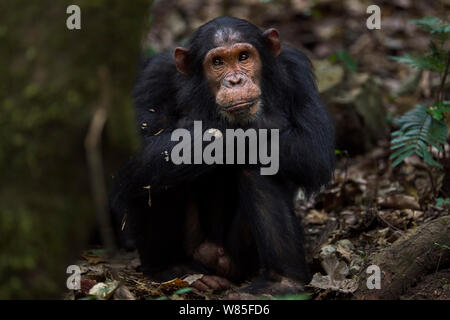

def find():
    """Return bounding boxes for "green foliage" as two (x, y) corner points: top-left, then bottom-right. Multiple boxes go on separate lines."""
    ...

(434, 242), (450, 250)
(329, 50), (358, 72)
(146, 287), (193, 300)
(390, 54), (447, 73)
(272, 293), (310, 300)
(409, 16), (450, 38)
(390, 16), (450, 168)
(435, 198), (450, 207)
(428, 101), (450, 120)
(390, 19), (449, 73)
(390, 105), (447, 167)
(174, 287), (193, 294)
(335, 149), (349, 159)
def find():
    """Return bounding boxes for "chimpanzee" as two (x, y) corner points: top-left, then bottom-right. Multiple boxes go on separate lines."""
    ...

(109, 16), (335, 293)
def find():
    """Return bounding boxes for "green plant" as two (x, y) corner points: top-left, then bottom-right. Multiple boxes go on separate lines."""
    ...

(390, 16), (450, 167)
(434, 242), (450, 250)
(434, 242), (450, 272)
(147, 287), (193, 300)
(329, 50), (358, 72)
(435, 197), (450, 207)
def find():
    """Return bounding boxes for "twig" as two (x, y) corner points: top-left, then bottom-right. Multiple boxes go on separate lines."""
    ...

(85, 66), (116, 255)
(376, 211), (403, 232)
(435, 248), (443, 273)
(438, 54), (450, 102)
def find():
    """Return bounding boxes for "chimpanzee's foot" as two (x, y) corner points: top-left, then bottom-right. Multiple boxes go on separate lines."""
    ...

(228, 274), (306, 299)
(142, 263), (207, 282)
(192, 241), (239, 279)
(142, 261), (233, 292)
(191, 275), (232, 291)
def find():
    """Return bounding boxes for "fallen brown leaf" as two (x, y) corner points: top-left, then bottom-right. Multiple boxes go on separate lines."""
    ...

(81, 253), (106, 265)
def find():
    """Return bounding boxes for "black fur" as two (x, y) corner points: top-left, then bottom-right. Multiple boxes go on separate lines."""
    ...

(109, 17), (335, 283)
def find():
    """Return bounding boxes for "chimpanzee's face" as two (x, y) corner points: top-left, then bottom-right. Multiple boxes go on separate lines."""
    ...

(174, 27), (281, 124)
(202, 35), (262, 122)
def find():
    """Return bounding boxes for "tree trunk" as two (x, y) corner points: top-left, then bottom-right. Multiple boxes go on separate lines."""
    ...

(354, 215), (450, 300)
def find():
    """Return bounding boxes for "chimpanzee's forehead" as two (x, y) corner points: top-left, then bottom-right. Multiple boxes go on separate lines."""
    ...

(213, 27), (243, 46)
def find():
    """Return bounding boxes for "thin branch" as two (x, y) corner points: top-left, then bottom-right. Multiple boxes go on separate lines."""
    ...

(438, 53), (450, 102)
(85, 66), (116, 255)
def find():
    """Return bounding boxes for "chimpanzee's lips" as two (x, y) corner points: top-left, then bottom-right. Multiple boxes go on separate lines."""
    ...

(226, 99), (258, 112)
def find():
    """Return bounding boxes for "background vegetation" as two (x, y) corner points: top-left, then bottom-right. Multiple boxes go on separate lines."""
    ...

(0, 0), (151, 298)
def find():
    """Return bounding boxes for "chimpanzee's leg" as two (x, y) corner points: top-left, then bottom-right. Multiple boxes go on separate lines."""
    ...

(234, 169), (310, 283)
(123, 186), (198, 280)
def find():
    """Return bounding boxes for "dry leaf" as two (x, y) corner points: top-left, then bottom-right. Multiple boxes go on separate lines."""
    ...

(183, 274), (204, 285)
(310, 273), (358, 293)
(114, 285), (136, 300)
(305, 210), (329, 224)
(88, 280), (119, 299)
(378, 194), (420, 210)
(81, 253), (106, 265)
(158, 278), (189, 292)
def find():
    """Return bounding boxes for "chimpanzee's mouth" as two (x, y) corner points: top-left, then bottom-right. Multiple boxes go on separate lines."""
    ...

(226, 99), (258, 112)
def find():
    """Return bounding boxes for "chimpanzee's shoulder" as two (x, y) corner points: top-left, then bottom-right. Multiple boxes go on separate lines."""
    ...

(279, 44), (312, 70)
(133, 51), (179, 111)
(136, 51), (177, 83)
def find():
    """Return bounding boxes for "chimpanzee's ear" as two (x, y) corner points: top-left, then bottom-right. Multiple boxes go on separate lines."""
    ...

(174, 47), (189, 74)
(262, 28), (281, 57)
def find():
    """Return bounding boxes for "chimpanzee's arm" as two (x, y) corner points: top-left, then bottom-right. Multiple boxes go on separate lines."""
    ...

(277, 107), (335, 195)
(276, 46), (335, 195)
(110, 53), (216, 206)
(111, 127), (215, 200)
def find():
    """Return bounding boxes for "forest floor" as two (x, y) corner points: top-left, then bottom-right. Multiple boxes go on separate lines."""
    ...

(66, 149), (449, 300)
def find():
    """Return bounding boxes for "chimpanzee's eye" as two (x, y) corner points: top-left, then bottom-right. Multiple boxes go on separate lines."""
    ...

(212, 57), (224, 66)
(238, 51), (249, 61)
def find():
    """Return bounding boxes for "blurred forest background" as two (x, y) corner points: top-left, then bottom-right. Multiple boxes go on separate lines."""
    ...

(0, 0), (449, 299)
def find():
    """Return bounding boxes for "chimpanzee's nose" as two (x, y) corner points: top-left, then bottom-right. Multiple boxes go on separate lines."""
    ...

(223, 73), (247, 88)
